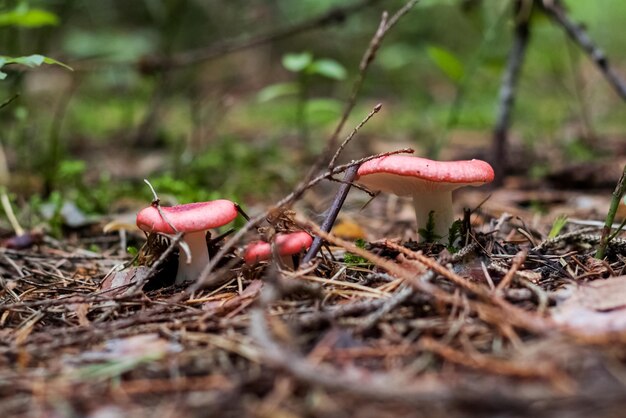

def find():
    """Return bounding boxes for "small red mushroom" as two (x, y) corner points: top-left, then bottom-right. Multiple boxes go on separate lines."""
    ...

(244, 231), (313, 268)
(356, 155), (494, 242)
(136, 200), (238, 284)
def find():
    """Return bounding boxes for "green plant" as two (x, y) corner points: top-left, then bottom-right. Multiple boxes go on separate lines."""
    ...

(344, 238), (371, 266)
(418, 210), (443, 243)
(596, 164), (626, 259)
(548, 215), (568, 239)
(0, 54), (70, 80)
(258, 51), (346, 153)
(0, 3), (70, 80)
(446, 219), (464, 252)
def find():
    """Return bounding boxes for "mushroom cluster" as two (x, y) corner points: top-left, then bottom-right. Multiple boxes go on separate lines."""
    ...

(133, 155), (494, 285)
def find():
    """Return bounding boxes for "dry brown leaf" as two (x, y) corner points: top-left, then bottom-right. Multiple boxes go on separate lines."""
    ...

(203, 279), (263, 316)
(99, 266), (151, 296)
(552, 277), (626, 334)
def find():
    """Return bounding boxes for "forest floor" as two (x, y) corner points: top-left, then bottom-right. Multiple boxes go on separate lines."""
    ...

(3, 171), (626, 418)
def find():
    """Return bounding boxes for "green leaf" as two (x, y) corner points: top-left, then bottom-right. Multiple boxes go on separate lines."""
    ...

(0, 54), (72, 79)
(548, 215), (568, 239)
(305, 98), (342, 125)
(257, 82), (299, 102)
(282, 52), (313, 73)
(426, 45), (465, 84)
(344, 239), (371, 266)
(0, 6), (59, 27)
(308, 58), (347, 80)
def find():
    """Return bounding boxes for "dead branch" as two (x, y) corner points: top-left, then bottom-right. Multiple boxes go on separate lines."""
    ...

(540, 0), (626, 101)
(491, 0), (532, 185)
(137, 0), (384, 73)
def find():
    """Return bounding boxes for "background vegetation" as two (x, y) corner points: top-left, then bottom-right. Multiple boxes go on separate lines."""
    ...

(1, 0), (625, 227)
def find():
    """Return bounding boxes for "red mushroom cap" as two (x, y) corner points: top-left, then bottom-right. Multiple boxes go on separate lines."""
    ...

(136, 200), (238, 234)
(356, 156), (494, 195)
(244, 231), (313, 264)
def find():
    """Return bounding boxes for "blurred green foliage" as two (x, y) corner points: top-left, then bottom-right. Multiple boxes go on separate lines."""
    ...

(0, 0), (624, 227)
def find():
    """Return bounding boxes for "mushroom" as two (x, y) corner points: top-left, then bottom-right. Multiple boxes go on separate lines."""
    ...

(136, 200), (238, 284)
(356, 155), (494, 243)
(243, 231), (313, 268)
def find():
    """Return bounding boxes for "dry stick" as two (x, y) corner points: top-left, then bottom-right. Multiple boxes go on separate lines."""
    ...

(297, 298), (388, 329)
(298, 218), (553, 334)
(127, 232), (185, 294)
(190, 3), (420, 293)
(532, 226), (597, 252)
(310, 1), (419, 178)
(328, 103), (383, 170)
(303, 103), (384, 263)
(250, 306), (566, 410)
(0, 93), (18, 111)
(147, 0), (384, 71)
(418, 336), (573, 390)
(250, 308), (449, 405)
(359, 242), (480, 331)
(302, 165), (360, 264)
(491, 0), (531, 186)
(495, 249), (527, 292)
(540, 0), (626, 101)
(596, 164), (626, 259)
(357, 282), (419, 331)
(251, 273), (561, 407)
(302, 104), (386, 265)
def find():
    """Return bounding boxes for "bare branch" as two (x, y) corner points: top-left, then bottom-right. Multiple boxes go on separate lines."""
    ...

(540, 0), (626, 101)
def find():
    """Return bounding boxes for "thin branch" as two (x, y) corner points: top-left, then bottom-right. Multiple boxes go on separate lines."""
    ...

(137, 0), (383, 73)
(314, 1), (419, 174)
(540, 0), (626, 101)
(495, 250), (527, 292)
(0, 93), (19, 111)
(328, 103), (382, 170)
(128, 232), (184, 294)
(301, 164), (360, 264)
(491, 0), (532, 185)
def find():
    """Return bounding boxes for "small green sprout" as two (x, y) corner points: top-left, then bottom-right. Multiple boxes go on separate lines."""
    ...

(418, 211), (443, 243)
(548, 215), (568, 239)
(344, 238), (371, 266)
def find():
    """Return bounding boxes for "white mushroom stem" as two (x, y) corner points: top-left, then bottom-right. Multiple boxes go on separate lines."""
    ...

(411, 190), (454, 243)
(176, 231), (210, 284)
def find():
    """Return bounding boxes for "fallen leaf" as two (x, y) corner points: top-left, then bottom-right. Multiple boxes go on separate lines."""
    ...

(99, 266), (151, 296)
(552, 276), (626, 334)
(203, 279), (263, 316)
(332, 219), (367, 240)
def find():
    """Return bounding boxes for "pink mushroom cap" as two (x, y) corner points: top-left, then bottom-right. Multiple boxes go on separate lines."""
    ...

(356, 156), (494, 243)
(136, 200), (238, 234)
(244, 231), (313, 265)
(356, 155), (495, 195)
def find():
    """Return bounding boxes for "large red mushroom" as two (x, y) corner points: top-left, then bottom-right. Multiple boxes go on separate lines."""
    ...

(136, 200), (238, 284)
(356, 155), (494, 242)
